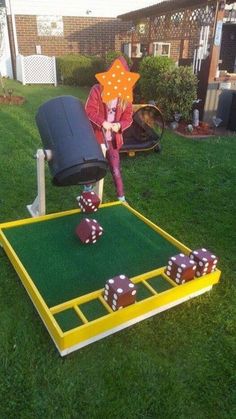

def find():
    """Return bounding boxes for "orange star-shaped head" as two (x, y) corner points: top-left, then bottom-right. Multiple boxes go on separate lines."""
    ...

(95, 58), (140, 103)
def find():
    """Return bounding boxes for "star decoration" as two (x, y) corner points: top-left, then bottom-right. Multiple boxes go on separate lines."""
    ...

(95, 59), (140, 103)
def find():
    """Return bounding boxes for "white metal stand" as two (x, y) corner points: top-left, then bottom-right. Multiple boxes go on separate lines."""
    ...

(27, 149), (52, 217)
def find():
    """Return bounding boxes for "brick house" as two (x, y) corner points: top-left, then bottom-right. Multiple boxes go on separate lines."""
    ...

(0, 0), (132, 77)
(118, 0), (236, 127)
(1, 0), (236, 127)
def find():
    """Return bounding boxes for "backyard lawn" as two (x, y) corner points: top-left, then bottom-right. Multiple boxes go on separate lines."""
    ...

(0, 79), (235, 418)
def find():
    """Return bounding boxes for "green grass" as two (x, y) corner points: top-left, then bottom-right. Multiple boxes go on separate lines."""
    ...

(0, 79), (236, 418)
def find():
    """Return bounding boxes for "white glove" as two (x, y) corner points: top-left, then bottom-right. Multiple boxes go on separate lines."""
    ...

(102, 121), (113, 130)
(112, 123), (121, 133)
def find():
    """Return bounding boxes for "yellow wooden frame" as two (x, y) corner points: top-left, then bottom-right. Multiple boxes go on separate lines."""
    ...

(0, 202), (221, 356)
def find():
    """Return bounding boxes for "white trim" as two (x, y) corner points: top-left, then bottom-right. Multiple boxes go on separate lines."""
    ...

(153, 42), (171, 57)
(131, 42), (142, 58)
(59, 285), (213, 356)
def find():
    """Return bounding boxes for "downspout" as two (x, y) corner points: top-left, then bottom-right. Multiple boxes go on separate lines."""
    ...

(8, 0), (18, 56)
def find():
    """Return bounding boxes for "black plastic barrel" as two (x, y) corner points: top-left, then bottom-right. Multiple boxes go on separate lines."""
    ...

(35, 95), (107, 186)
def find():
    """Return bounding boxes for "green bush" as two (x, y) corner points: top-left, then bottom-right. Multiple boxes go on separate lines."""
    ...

(86, 55), (106, 79)
(56, 52), (133, 87)
(158, 66), (198, 121)
(139, 56), (175, 103)
(138, 56), (198, 121)
(105, 51), (132, 69)
(56, 54), (105, 86)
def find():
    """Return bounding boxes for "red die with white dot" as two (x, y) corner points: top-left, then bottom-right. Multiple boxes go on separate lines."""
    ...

(75, 218), (103, 244)
(189, 248), (219, 277)
(165, 253), (197, 284)
(103, 275), (137, 311)
(77, 191), (100, 213)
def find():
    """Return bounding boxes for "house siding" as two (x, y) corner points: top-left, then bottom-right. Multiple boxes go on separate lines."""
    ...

(7, 15), (131, 57)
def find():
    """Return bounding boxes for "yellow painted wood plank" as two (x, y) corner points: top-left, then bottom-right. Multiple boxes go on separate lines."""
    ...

(73, 305), (89, 324)
(98, 296), (113, 313)
(125, 204), (191, 254)
(162, 271), (178, 287)
(0, 201), (120, 230)
(0, 230), (64, 347)
(61, 269), (221, 349)
(142, 280), (158, 295)
(50, 267), (166, 314)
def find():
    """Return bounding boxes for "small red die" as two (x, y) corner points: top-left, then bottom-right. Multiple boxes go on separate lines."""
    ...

(75, 218), (103, 244)
(77, 191), (100, 213)
(103, 275), (137, 311)
(189, 248), (219, 277)
(165, 253), (197, 284)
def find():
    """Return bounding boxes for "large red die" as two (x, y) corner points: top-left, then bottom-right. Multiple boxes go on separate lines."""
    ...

(75, 218), (103, 244)
(77, 191), (100, 213)
(189, 248), (219, 277)
(103, 275), (137, 311)
(165, 253), (197, 284)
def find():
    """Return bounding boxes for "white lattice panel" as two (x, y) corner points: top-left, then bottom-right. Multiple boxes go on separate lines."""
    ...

(16, 55), (57, 86)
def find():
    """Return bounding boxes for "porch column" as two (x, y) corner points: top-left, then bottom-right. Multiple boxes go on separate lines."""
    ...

(208, 0), (226, 82)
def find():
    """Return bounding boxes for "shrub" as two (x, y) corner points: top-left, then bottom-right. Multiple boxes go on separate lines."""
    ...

(105, 51), (132, 69)
(139, 56), (175, 102)
(56, 54), (105, 86)
(87, 55), (105, 77)
(158, 66), (198, 121)
(138, 56), (198, 121)
(56, 52), (133, 87)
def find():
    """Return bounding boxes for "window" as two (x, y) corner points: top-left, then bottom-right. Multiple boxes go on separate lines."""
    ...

(153, 42), (171, 57)
(131, 43), (142, 58)
(37, 16), (63, 37)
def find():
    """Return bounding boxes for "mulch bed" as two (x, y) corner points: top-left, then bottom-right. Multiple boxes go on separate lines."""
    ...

(0, 95), (26, 105)
(175, 121), (215, 138)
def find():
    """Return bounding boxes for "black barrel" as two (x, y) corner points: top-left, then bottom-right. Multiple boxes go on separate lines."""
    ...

(35, 95), (107, 186)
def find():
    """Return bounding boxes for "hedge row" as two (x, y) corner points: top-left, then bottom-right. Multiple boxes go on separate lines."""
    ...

(56, 55), (104, 86)
(56, 53), (198, 121)
(56, 52), (131, 87)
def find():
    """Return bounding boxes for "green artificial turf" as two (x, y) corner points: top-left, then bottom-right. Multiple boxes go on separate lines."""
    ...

(0, 80), (235, 418)
(54, 308), (84, 332)
(3, 205), (179, 306)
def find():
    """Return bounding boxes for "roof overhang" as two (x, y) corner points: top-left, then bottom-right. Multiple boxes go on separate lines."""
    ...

(118, 0), (233, 21)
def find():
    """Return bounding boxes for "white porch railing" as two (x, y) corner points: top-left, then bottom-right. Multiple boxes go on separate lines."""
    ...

(16, 54), (57, 86)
